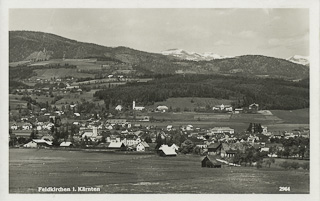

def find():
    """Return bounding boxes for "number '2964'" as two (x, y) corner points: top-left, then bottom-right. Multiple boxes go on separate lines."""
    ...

(279, 187), (291, 192)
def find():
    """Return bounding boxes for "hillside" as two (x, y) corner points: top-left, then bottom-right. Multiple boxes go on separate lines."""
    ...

(9, 31), (309, 79)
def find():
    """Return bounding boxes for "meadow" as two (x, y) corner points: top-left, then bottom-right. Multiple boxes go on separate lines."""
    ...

(9, 149), (309, 194)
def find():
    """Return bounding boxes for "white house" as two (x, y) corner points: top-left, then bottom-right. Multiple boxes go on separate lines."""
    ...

(132, 101), (145, 111)
(22, 123), (32, 130)
(11, 124), (18, 130)
(186, 125), (193, 131)
(171, 144), (179, 151)
(115, 105), (123, 111)
(60, 142), (73, 147)
(136, 141), (150, 152)
(157, 105), (169, 112)
(159, 145), (177, 156)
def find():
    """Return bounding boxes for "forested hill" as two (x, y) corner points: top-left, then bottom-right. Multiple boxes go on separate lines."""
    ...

(94, 74), (309, 110)
(10, 31), (309, 79)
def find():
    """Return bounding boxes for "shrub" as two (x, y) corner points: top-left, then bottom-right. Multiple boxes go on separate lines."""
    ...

(301, 162), (309, 170)
(290, 162), (300, 170)
(280, 161), (290, 169)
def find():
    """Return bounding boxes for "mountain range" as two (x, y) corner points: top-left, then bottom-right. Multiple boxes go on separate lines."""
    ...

(161, 48), (232, 61)
(9, 31), (309, 79)
(287, 55), (309, 66)
(162, 48), (310, 66)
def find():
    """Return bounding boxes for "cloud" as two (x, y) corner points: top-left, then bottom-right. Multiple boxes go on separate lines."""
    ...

(216, 9), (237, 16)
(214, 40), (230, 46)
(264, 33), (309, 50)
(238, 30), (257, 38)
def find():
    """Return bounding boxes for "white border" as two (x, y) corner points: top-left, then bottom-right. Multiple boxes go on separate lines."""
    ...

(1, 0), (319, 201)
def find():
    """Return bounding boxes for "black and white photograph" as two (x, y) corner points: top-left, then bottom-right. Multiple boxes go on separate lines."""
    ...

(1, 0), (319, 200)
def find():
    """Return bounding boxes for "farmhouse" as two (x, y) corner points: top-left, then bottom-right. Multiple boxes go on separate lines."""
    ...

(115, 105), (123, 111)
(23, 139), (53, 148)
(234, 108), (243, 114)
(132, 101), (145, 111)
(249, 103), (259, 111)
(156, 105), (169, 112)
(201, 155), (222, 168)
(108, 142), (126, 151)
(136, 141), (150, 152)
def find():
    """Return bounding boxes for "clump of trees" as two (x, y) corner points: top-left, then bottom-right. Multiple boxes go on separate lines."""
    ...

(279, 161), (306, 170)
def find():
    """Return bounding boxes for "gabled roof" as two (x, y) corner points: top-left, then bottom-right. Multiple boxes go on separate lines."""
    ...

(60, 142), (72, 147)
(33, 139), (53, 146)
(160, 147), (177, 156)
(108, 142), (125, 148)
(208, 142), (221, 149)
(140, 141), (150, 148)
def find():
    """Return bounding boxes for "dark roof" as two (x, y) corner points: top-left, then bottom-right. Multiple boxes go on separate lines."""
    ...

(208, 143), (221, 149)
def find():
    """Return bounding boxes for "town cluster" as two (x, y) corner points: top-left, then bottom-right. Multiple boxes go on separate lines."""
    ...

(10, 101), (310, 161)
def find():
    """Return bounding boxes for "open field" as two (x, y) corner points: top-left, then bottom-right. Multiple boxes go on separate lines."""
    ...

(33, 69), (95, 79)
(9, 149), (309, 194)
(270, 109), (309, 124)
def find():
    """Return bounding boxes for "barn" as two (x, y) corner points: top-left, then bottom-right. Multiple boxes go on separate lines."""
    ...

(201, 155), (222, 168)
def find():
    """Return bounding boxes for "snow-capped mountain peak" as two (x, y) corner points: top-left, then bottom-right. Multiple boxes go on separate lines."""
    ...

(287, 55), (309, 66)
(161, 48), (232, 61)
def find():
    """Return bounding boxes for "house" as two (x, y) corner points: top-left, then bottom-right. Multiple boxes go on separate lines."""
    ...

(132, 101), (145, 111)
(201, 155), (211, 167)
(108, 142), (126, 151)
(136, 141), (150, 152)
(156, 105), (169, 112)
(207, 143), (222, 155)
(115, 105), (123, 111)
(11, 124), (18, 130)
(60, 142), (73, 147)
(23, 139), (53, 148)
(22, 123), (32, 130)
(158, 145), (177, 157)
(201, 155), (222, 168)
(41, 135), (54, 141)
(186, 125), (193, 131)
(106, 119), (127, 124)
(260, 147), (270, 152)
(171, 144), (179, 151)
(234, 108), (243, 114)
(74, 113), (81, 117)
(249, 103), (259, 111)
(210, 127), (235, 134)
(212, 104), (233, 112)
(82, 127), (98, 140)
(137, 116), (150, 122)
(23, 141), (38, 148)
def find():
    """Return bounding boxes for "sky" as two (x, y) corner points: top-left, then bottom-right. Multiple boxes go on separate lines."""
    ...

(9, 8), (309, 59)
